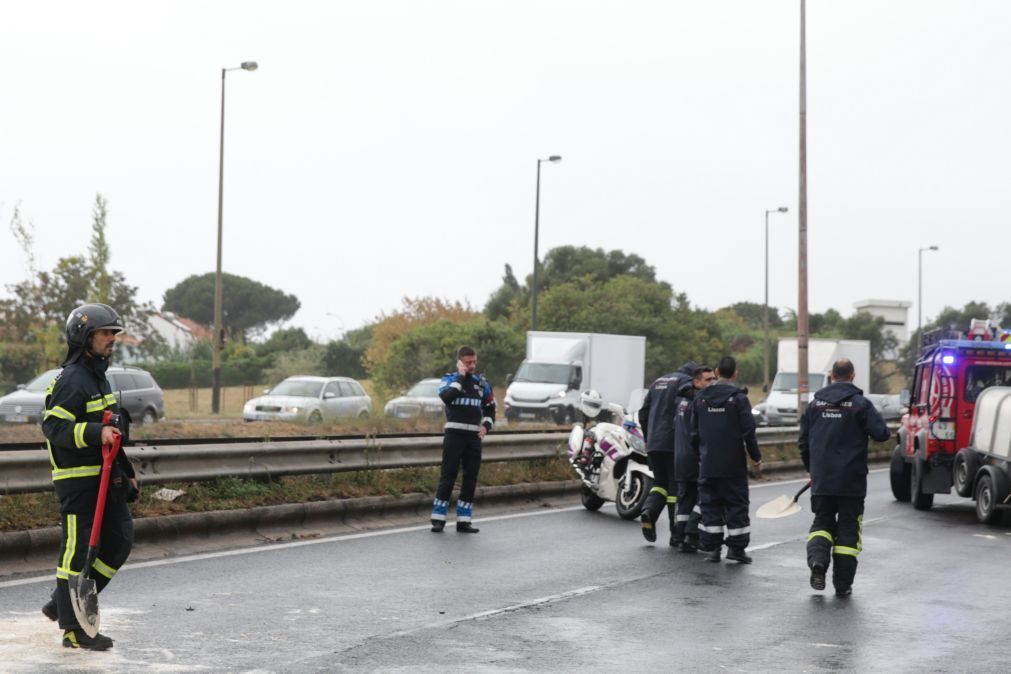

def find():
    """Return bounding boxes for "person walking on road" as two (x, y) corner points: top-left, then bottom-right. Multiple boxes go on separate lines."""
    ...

(41, 303), (138, 651)
(431, 346), (496, 534)
(690, 356), (761, 563)
(637, 361), (698, 544)
(799, 358), (890, 596)
(671, 366), (716, 553)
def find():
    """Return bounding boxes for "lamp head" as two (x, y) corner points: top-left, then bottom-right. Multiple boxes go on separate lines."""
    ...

(241, 61), (259, 71)
(929, 245), (939, 251)
(777, 206), (788, 213)
(548, 155), (562, 162)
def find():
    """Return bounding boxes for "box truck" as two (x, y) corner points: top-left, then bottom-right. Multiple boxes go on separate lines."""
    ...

(504, 332), (646, 424)
(763, 338), (871, 426)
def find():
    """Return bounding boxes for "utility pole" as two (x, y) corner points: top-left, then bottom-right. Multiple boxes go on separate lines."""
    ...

(797, 0), (810, 417)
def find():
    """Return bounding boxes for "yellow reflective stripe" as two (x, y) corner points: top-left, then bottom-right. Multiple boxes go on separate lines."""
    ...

(666, 496), (678, 504)
(53, 465), (101, 481)
(92, 558), (116, 580)
(807, 530), (834, 543)
(833, 545), (861, 557)
(56, 567), (81, 579)
(44, 406), (76, 422)
(86, 397), (112, 413)
(61, 514), (77, 573)
(649, 486), (668, 497)
(47, 439), (58, 470)
(73, 423), (88, 449)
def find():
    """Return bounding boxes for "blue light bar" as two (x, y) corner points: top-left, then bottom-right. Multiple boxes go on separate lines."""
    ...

(1006, 344), (1011, 350)
(942, 355), (955, 364)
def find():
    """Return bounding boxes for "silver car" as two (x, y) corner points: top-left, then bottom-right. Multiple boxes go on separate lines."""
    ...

(0, 366), (164, 425)
(865, 393), (907, 421)
(384, 378), (444, 418)
(243, 376), (372, 422)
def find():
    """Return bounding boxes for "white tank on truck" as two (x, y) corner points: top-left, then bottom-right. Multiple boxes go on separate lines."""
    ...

(951, 386), (1011, 524)
(763, 338), (871, 426)
(504, 331), (646, 425)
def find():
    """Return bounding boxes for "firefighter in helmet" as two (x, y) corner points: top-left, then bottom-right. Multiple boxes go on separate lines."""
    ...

(41, 303), (138, 650)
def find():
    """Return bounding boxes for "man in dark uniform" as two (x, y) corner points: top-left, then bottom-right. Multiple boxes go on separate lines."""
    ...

(799, 358), (890, 596)
(41, 303), (138, 650)
(431, 346), (496, 534)
(671, 366), (716, 552)
(637, 361), (697, 544)
(690, 356), (761, 563)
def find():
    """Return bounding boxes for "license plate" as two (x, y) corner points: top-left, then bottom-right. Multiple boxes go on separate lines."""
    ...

(519, 413), (537, 419)
(4, 414), (27, 423)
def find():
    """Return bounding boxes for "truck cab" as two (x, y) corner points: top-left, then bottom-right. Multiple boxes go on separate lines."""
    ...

(891, 327), (1011, 510)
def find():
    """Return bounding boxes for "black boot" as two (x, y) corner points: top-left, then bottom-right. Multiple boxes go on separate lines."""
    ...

(63, 630), (114, 651)
(640, 511), (657, 543)
(810, 564), (826, 591)
(42, 594), (57, 621)
(704, 546), (722, 563)
(456, 522), (480, 534)
(430, 519), (445, 533)
(726, 547), (753, 564)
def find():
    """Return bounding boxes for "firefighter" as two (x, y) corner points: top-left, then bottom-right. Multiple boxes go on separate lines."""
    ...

(799, 358), (890, 596)
(41, 303), (138, 650)
(671, 366), (716, 552)
(637, 361), (698, 544)
(690, 356), (761, 563)
(430, 346), (496, 534)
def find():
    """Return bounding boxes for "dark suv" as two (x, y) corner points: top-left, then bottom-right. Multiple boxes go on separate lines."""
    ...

(0, 365), (164, 425)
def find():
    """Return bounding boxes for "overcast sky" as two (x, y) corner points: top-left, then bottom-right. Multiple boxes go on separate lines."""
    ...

(2, 1), (1008, 342)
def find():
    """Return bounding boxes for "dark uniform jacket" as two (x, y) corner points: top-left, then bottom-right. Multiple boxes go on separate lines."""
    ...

(673, 379), (699, 481)
(638, 361), (698, 453)
(690, 382), (760, 479)
(799, 381), (890, 497)
(439, 372), (496, 433)
(42, 356), (135, 514)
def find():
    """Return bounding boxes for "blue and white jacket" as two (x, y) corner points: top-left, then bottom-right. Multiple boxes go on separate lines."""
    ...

(439, 372), (496, 434)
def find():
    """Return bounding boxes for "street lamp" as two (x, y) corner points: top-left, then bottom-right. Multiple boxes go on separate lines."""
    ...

(918, 245), (939, 336)
(530, 155), (562, 332)
(212, 60), (258, 414)
(763, 206), (789, 393)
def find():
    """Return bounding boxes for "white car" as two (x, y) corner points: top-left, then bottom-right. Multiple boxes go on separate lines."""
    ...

(384, 378), (444, 418)
(243, 376), (372, 423)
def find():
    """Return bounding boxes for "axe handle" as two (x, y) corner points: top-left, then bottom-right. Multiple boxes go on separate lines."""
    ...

(793, 480), (812, 503)
(87, 436), (122, 549)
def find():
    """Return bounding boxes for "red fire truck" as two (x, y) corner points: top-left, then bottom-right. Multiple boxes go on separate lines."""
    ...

(890, 322), (1011, 519)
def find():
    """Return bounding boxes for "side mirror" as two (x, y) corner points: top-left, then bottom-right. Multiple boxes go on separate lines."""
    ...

(899, 389), (911, 406)
(15, 384), (25, 390)
(505, 373), (513, 385)
(323, 392), (337, 399)
(400, 390), (407, 396)
(263, 388), (271, 394)
(570, 376), (582, 390)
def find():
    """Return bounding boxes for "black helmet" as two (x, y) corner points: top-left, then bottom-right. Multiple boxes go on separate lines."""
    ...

(64, 303), (125, 364)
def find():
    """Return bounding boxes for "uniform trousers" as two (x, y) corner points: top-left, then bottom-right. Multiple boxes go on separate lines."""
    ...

(807, 494), (864, 591)
(698, 476), (751, 550)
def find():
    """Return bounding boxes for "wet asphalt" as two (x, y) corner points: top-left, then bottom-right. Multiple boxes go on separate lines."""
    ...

(1, 469), (1008, 673)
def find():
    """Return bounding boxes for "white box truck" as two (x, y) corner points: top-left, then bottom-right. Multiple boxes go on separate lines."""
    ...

(504, 332), (646, 424)
(763, 338), (871, 426)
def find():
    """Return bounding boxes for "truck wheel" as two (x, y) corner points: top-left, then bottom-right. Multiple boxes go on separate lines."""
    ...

(889, 446), (911, 502)
(911, 457), (934, 511)
(580, 484), (605, 511)
(615, 472), (651, 520)
(974, 470), (1007, 525)
(953, 449), (979, 498)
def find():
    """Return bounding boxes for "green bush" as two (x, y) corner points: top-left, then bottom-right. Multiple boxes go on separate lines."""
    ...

(136, 356), (273, 389)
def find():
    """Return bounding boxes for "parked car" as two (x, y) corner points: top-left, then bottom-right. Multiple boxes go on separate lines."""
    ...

(384, 378), (444, 418)
(865, 393), (906, 421)
(751, 400), (769, 427)
(0, 365), (164, 425)
(243, 376), (372, 423)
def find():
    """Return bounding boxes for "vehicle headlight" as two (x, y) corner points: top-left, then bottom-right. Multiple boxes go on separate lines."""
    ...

(556, 391), (567, 398)
(284, 406), (300, 414)
(385, 403), (394, 414)
(243, 402), (255, 412)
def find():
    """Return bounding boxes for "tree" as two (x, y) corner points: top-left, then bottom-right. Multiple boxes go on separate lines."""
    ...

(722, 301), (783, 330)
(90, 194), (113, 303)
(364, 297), (478, 374)
(256, 327), (313, 358)
(484, 264), (521, 321)
(162, 273), (301, 343)
(264, 345), (326, 385)
(838, 311), (899, 393)
(322, 325), (373, 379)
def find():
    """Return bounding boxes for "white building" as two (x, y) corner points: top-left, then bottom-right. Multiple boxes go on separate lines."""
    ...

(853, 299), (912, 353)
(147, 312), (203, 351)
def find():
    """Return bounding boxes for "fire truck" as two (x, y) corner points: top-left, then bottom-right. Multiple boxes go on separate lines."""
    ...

(890, 321), (1011, 522)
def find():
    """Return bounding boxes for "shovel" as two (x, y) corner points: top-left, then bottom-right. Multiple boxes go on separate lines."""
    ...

(756, 480), (811, 519)
(68, 430), (122, 638)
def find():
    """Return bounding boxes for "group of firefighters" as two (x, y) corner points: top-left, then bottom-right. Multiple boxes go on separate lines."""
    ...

(40, 302), (890, 652)
(638, 354), (890, 594)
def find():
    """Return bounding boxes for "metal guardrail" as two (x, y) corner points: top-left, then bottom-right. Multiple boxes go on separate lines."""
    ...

(0, 427), (806, 495)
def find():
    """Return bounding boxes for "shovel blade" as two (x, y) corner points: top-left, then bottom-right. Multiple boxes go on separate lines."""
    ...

(756, 495), (803, 519)
(68, 574), (100, 638)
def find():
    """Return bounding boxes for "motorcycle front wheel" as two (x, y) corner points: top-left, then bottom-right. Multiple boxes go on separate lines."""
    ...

(615, 472), (652, 520)
(580, 484), (605, 511)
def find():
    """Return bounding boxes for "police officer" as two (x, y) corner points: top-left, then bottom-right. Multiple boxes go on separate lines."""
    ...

(799, 358), (890, 596)
(690, 356), (761, 563)
(637, 361), (697, 544)
(431, 346), (496, 534)
(671, 366), (716, 552)
(41, 304), (137, 650)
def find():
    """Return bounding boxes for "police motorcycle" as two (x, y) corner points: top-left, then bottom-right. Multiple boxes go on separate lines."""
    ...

(567, 390), (653, 519)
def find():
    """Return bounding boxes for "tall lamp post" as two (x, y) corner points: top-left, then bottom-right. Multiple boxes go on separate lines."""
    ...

(797, 0), (811, 416)
(763, 206), (789, 393)
(917, 245), (939, 336)
(212, 60), (258, 414)
(530, 155), (562, 332)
